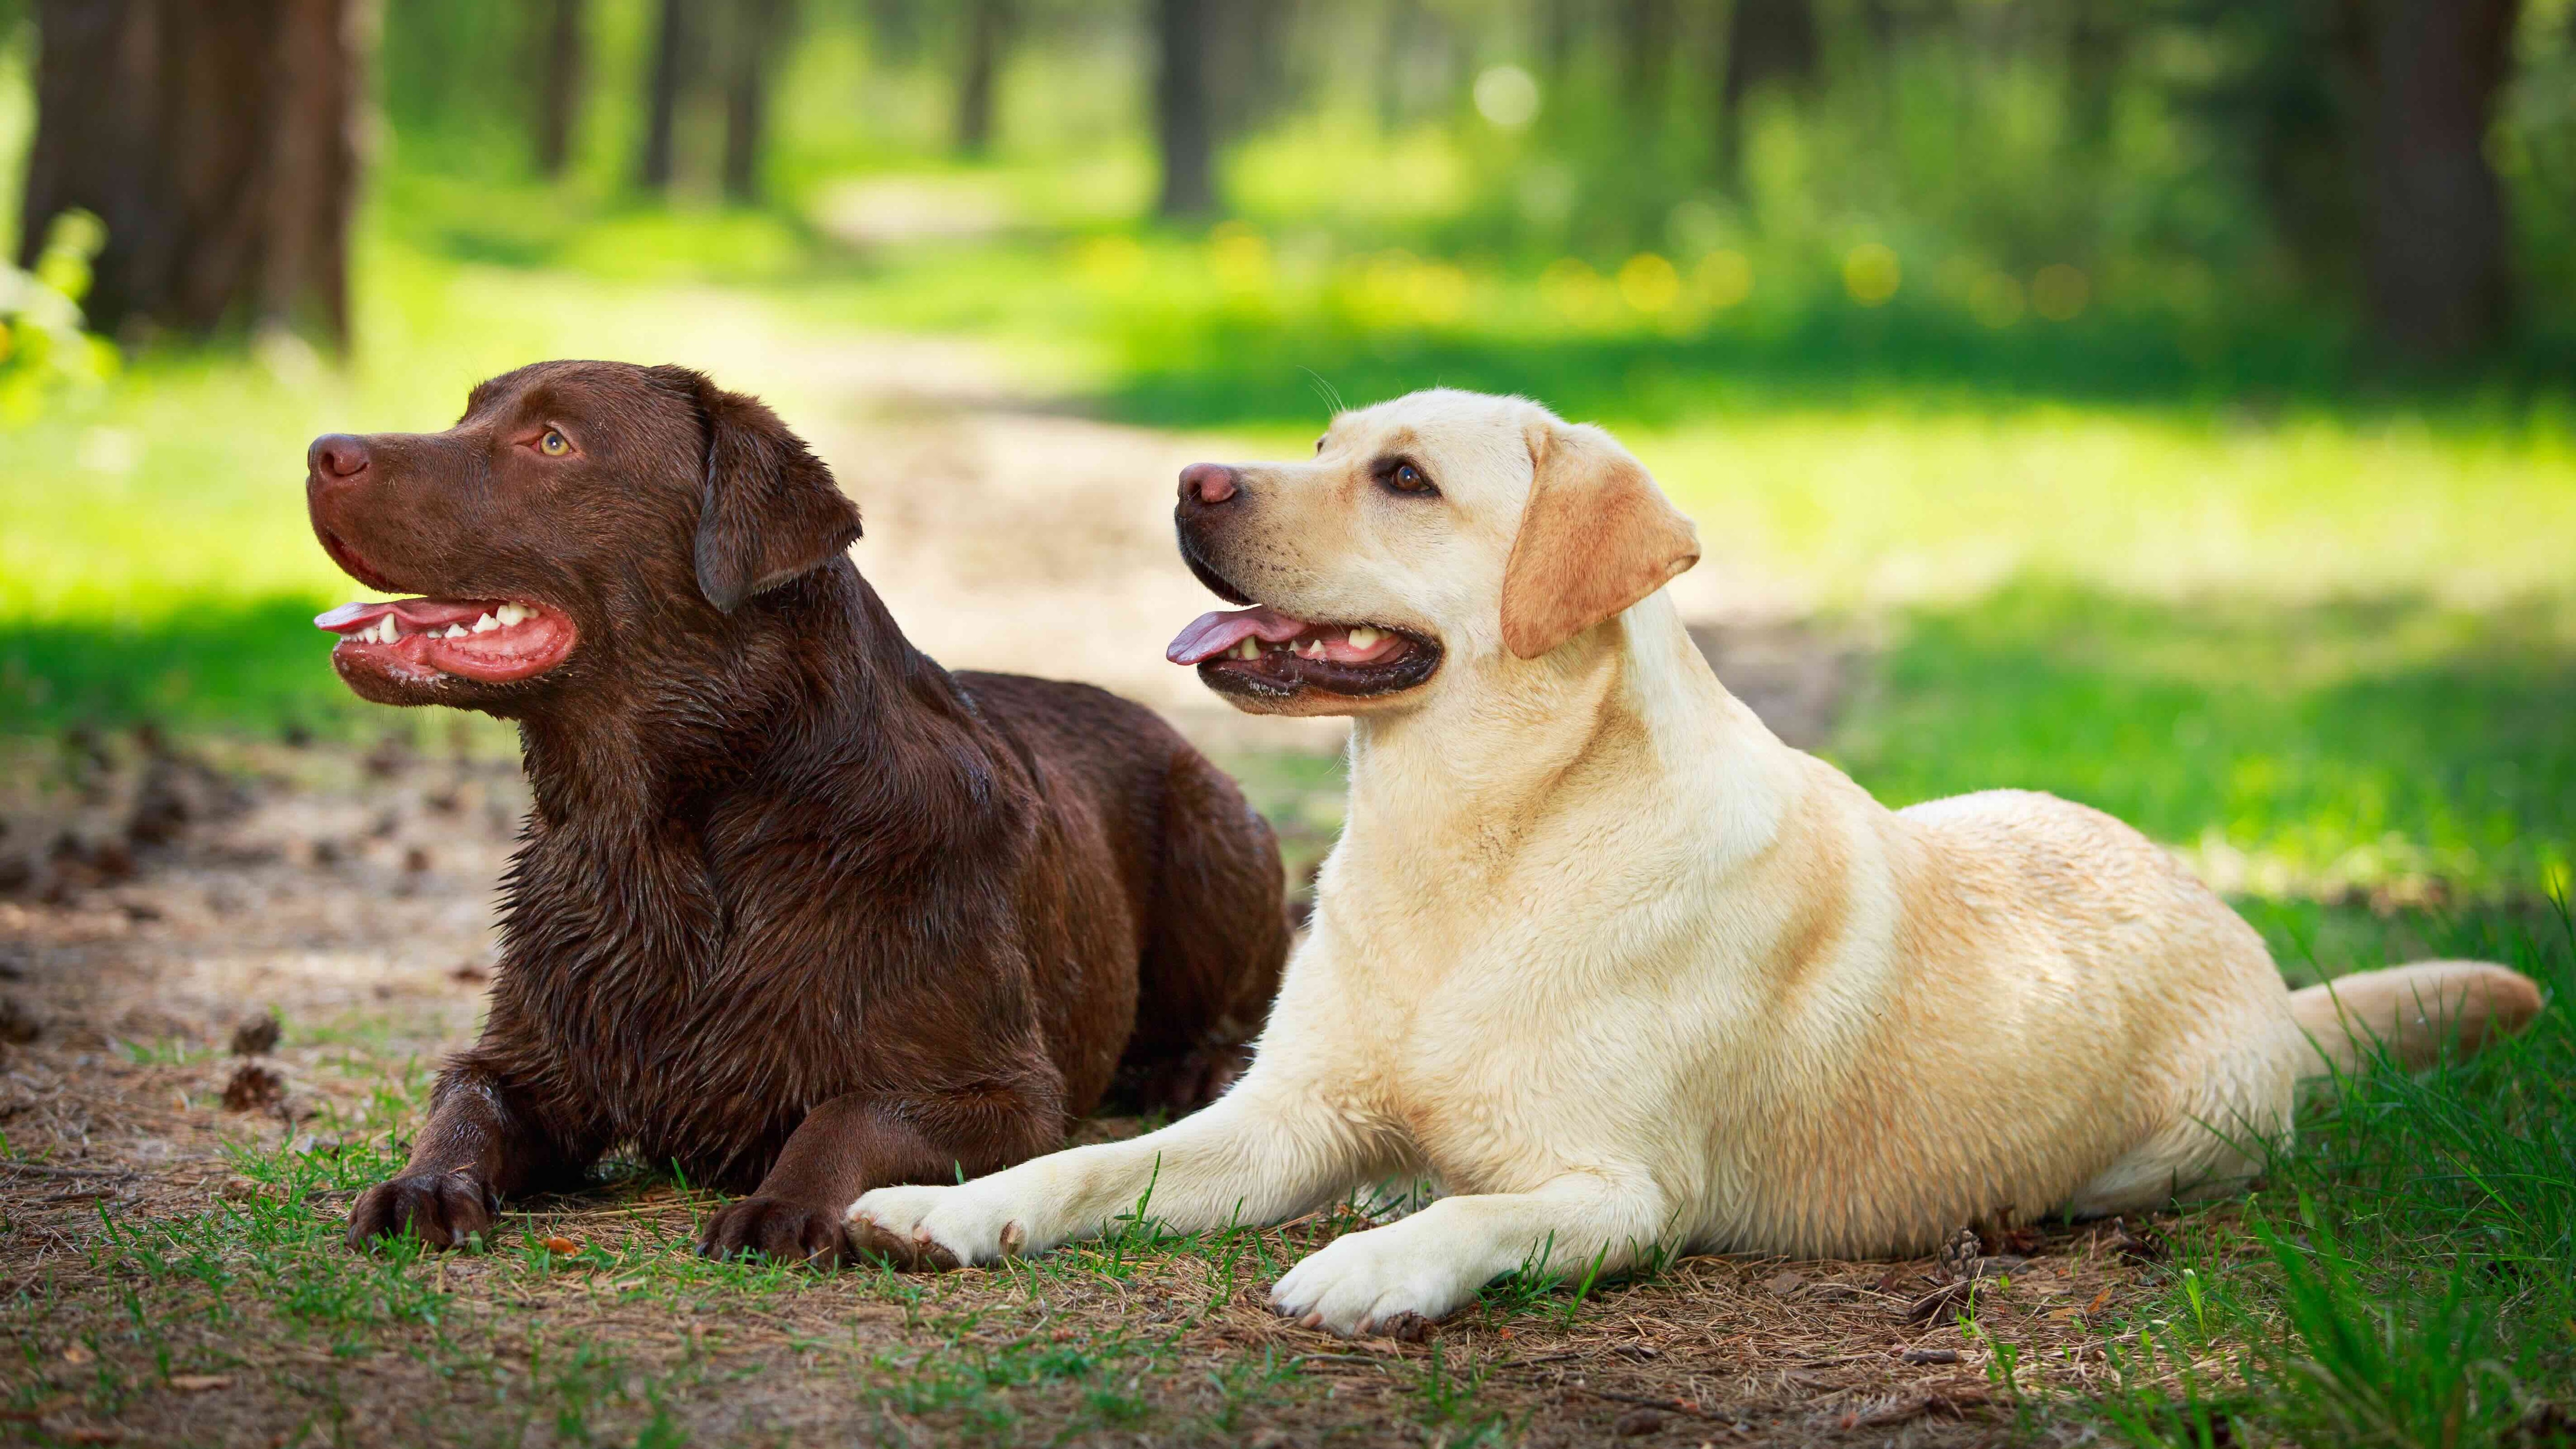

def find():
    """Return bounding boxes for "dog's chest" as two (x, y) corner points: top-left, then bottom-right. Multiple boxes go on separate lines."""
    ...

(504, 834), (862, 1145)
(1310, 867), (1741, 1196)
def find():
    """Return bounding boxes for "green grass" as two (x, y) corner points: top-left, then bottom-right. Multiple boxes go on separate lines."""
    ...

(2073, 904), (2576, 1448)
(1835, 586), (2576, 904)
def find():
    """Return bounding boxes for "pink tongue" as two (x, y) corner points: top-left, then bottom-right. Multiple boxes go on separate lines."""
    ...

(314, 599), (496, 635)
(1166, 606), (1314, 664)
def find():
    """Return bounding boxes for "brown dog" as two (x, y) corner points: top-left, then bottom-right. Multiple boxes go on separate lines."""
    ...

(307, 360), (1288, 1264)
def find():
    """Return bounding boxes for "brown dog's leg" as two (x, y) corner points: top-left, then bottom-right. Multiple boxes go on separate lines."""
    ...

(347, 1066), (579, 1251)
(1117, 749), (1291, 1115)
(699, 1088), (1058, 1267)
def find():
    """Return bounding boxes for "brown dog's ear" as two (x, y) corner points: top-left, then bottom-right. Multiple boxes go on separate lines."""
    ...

(1498, 417), (1701, 659)
(662, 368), (863, 613)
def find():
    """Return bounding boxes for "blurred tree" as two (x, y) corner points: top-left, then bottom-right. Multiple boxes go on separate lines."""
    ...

(2063, 0), (2131, 147)
(1377, 0), (1426, 132)
(534, 0), (587, 179)
(868, 0), (926, 64)
(2354, 0), (2521, 361)
(1617, 0), (1676, 115)
(1210, 0), (1305, 141)
(1718, 0), (1819, 189)
(639, 0), (692, 191)
(1155, 0), (1215, 217)
(721, 0), (793, 201)
(15, 0), (362, 347)
(955, 0), (1012, 156)
(2194, 0), (2523, 363)
(1538, 0), (1578, 77)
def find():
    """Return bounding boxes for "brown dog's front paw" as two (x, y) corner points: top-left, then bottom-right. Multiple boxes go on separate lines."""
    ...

(699, 1196), (849, 1267)
(1134, 1042), (1252, 1117)
(346, 1169), (498, 1251)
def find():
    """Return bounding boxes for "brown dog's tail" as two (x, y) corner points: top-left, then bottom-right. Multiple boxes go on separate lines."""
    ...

(2289, 961), (2545, 1076)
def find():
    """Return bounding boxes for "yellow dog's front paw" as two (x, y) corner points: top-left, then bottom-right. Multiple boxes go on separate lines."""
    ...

(844, 1185), (1027, 1270)
(1267, 1225), (1471, 1338)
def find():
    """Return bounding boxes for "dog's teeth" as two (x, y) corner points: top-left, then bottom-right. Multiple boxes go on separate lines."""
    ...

(377, 617), (399, 644)
(496, 604), (529, 626)
(1235, 638), (1261, 661)
(471, 613), (500, 634)
(442, 624), (469, 639)
(1348, 626), (1381, 649)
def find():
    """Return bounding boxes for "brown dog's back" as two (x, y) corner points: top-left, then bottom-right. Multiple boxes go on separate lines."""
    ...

(958, 672), (1289, 1111)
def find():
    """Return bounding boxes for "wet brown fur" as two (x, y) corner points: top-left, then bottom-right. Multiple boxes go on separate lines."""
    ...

(307, 360), (1288, 1264)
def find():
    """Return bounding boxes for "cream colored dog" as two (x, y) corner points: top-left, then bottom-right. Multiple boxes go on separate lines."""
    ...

(849, 388), (2543, 1337)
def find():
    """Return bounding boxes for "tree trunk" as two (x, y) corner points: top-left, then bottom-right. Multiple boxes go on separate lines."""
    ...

(17, 0), (362, 347)
(721, 0), (790, 202)
(1538, 0), (1578, 77)
(639, 0), (689, 192)
(1154, 0), (1215, 218)
(534, 0), (586, 179)
(1376, 0), (1422, 133)
(955, 0), (1009, 156)
(1717, 0), (1819, 189)
(1616, 0), (1674, 115)
(2063, 0), (2127, 147)
(2353, 0), (2520, 362)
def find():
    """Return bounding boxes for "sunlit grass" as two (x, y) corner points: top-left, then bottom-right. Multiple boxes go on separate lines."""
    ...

(1641, 405), (2576, 611)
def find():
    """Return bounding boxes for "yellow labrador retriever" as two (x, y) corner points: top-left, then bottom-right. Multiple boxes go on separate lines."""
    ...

(850, 388), (2543, 1337)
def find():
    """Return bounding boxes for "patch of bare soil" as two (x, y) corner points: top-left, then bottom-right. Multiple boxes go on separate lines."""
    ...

(0, 731), (2172, 1447)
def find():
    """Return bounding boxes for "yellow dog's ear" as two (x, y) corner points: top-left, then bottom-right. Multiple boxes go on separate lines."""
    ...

(1499, 417), (1701, 658)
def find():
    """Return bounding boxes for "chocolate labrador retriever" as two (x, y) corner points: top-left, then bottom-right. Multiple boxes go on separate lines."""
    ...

(307, 360), (1289, 1264)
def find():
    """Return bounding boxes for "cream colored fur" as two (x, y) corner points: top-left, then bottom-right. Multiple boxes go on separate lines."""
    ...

(850, 389), (2545, 1337)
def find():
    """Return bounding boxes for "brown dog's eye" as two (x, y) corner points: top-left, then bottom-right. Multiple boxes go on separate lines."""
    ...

(1382, 461), (1436, 496)
(539, 430), (570, 456)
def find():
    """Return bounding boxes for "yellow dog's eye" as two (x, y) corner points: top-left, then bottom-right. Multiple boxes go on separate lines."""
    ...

(539, 430), (569, 456)
(1388, 462), (1433, 493)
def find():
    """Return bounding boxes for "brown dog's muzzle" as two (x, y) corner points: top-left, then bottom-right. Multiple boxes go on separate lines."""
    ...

(306, 433), (397, 591)
(306, 431), (579, 694)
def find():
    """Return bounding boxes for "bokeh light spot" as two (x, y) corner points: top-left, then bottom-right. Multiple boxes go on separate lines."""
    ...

(1971, 272), (2026, 328)
(2032, 263), (2089, 321)
(1696, 249), (1753, 309)
(1473, 65), (1541, 128)
(1843, 243), (1900, 306)
(1209, 221), (1273, 294)
(1618, 253), (1681, 313)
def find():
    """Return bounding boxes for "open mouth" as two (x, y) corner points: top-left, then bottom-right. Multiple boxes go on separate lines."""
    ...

(1166, 605), (1441, 700)
(315, 598), (576, 686)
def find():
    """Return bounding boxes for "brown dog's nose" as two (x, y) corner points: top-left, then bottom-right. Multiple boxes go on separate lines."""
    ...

(1179, 463), (1238, 506)
(308, 433), (370, 481)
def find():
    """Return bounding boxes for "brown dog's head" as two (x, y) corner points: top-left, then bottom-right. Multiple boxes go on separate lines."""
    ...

(306, 360), (860, 715)
(1165, 388), (1700, 716)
